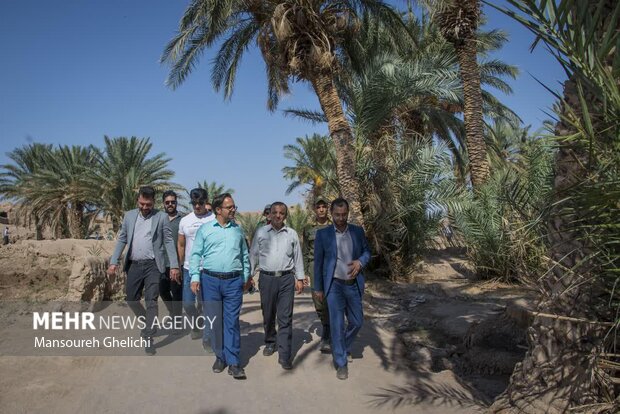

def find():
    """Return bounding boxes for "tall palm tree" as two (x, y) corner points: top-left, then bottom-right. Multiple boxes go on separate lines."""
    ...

(420, 0), (490, 189)
(92, 136), (178, 232)
(282, 134), (339, 203)
(161, 0), (404, 226)
(488, 1), (620, 411)
(0, 143), (53, 239)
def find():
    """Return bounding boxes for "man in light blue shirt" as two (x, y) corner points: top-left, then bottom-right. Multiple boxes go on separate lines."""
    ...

(189, 193), (250, 380)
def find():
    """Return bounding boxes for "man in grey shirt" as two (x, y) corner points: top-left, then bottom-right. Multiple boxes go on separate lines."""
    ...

(107, 186), (180, 355)
(250, 202), (304, 370)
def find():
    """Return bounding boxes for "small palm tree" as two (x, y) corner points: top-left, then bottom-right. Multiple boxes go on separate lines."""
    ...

(285, 205), (311, 240)
(282, 134), (339, 203)
(235, 212), (263, 245)
(197, 180), (235, 200)
(92, 136), (179, 232)
(0, 143), (53, 239)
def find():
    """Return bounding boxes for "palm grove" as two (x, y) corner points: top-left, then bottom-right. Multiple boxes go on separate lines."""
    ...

(2, 1), (618, 411)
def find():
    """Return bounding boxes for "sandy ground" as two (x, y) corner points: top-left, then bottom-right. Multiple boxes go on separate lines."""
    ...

(0, 289), (486, 414)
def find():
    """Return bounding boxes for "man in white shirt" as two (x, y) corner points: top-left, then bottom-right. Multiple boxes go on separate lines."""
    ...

(250, 202), (305, 370)
(178, 188), (215, 345)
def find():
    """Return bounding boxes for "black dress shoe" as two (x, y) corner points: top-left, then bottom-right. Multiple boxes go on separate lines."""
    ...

(228, 365), (247, 379)
(262, 343), (276, 356)
(279, 359), (293, 370)
(144, 337), (156, 355)
(319, 339), (331, 353)
(212, 358), (227, 373)
(336, 365), (348, 380)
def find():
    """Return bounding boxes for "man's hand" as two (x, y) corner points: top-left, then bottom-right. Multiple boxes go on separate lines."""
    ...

(170, 268), (181, 283)
(244, 277), (254, 293)
(106, 264), (117, 282)
(191, 281), (200, 295)
(295, 280), (304, 295)
(314, 291), (324, 301)
(347, 260), (362, 278)
(303, 275), (310, 287)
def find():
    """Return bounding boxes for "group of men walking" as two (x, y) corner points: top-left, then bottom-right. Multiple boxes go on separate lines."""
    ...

(108, 186), (370, 381)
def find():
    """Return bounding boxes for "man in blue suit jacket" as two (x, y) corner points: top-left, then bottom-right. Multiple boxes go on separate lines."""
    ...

(313, 198), (371, 380)
(107, 186), (180, 355)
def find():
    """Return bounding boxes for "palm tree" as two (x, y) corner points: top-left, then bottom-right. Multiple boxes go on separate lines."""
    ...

(161, 0), (404, 226)
(282, 134), (339, 203)
(0, 143), (53, 239)
(420, 0), (490, 189)
(235, 212), (263, 245)
(23, 145), (99, 238)
(197, 180), (235, 200)
(487, 1), (620, 411)
(92, 136), (179, 232)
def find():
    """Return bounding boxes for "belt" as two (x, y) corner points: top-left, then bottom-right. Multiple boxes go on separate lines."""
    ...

(130, 259), (155, 264)
(260, 270), (294, 277)
(334, 278), (357, 286)
(201, 270), (242, 280)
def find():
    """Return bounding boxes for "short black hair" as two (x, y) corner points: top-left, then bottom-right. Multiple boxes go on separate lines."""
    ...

(138, 186), (156, 200)
(162, 190), (177, 202)
(212, 192), (232, 211)
(190, 188), (208, 204)
(330, 197), (349, 212)
(270, 201), (288, 217)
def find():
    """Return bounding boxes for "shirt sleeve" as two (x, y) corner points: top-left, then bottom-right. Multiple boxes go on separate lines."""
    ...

(189, 225), (205, 283)
(292, 232), (305, 280)
(249, 227), (260, 275)
(240, 228), (251, 282)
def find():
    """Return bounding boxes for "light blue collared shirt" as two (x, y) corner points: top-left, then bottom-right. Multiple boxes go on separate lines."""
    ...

(189, 219), (250, 283)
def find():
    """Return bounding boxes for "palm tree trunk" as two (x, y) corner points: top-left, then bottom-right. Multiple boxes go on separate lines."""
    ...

(455, 38), (490, 189)
(68, 202), (84, 239)
(310, 72), (364, 226)
(490, 76), (610, 413)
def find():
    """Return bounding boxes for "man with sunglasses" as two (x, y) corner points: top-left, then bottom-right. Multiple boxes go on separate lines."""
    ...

(190, 193), (251, 379)
(161, 190), (184, 320)
(178, 188), (215, 346)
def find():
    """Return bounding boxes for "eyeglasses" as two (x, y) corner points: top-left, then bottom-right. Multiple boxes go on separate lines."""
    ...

(191, 200), (207, 206)
(164, 201), (177, 205)
(221, 205), (237, 211)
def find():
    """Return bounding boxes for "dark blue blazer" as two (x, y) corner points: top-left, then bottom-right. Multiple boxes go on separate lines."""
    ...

(313, 224), (371, 296)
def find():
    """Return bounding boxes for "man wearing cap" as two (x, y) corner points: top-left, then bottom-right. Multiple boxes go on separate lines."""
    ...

(303, 198), (332, 352)
(250, 202), (305, 370)
(190, 193), (251, 379)
(261, 204), (272, 226)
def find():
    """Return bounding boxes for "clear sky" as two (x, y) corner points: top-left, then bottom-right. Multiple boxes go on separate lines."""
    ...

(0, 1), (566, 211)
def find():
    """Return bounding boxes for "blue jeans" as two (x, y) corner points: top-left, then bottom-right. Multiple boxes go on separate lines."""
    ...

(201, 273), (244, 366)
(326, 279), (363, 368)
(182, 269), (207, 341)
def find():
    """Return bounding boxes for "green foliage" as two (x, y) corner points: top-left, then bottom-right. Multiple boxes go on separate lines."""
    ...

(282, 134), (339, 204)
(0, 137), (179, 237)
(235, 212), (263, 245)
(454, 133), (555, 281)
(285, 205), (311, 239)
(197, 180), (234, 198)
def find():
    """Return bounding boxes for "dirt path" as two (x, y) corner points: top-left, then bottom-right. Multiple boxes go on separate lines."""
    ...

(0, 290), (486, 414)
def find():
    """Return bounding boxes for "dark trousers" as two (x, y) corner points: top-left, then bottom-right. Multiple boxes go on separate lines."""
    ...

(160, 267), (183, 317)
(311, 291), (330, 340)
(259, 273), (295, 362)
(326, 279), (363, 368)
(3, 235), (8, 245)
(126, 259), (161, 338)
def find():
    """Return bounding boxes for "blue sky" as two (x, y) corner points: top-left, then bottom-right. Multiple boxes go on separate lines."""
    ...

(0, 1), (566, 211)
